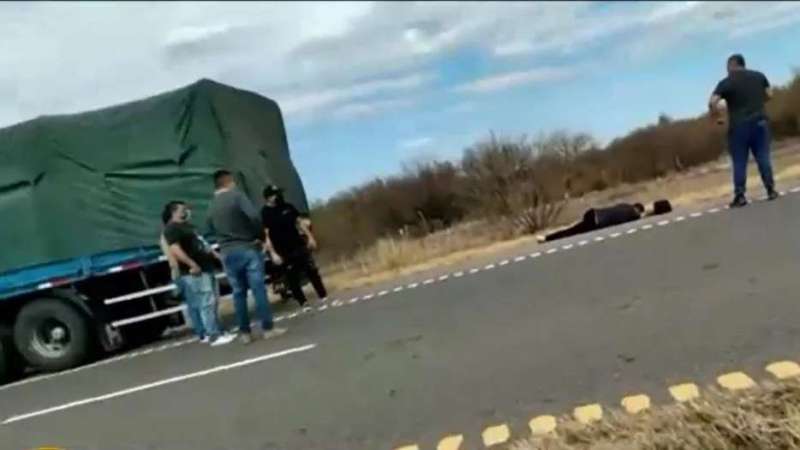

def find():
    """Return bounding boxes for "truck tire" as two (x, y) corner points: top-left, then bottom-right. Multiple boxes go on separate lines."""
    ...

(13, 298), (94, 372)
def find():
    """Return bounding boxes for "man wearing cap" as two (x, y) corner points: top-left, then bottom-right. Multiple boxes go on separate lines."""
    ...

(709, 53), (779, 208)
(261, 184), (328, 306)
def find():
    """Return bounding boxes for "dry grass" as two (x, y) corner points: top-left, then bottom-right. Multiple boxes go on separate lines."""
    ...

(321, 140), (800, 293)
(323, 219), (521, 292)
(511, 379), (800, 450)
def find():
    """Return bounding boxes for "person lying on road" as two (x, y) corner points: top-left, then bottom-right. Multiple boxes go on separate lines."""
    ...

(538, 200), (672, 243)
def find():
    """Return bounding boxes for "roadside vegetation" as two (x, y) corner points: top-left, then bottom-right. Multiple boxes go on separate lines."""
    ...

(311, 72), (800, 286)
(511, 379), (800, 450)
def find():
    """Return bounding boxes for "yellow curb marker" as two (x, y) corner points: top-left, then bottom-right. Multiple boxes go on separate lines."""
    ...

(766, 361), (800, 380)
(621, 394), (651, 414)
(717, 372), (756, 391)
(574, 403), (603, 424)
(669, 383), (700, 402)
(529, 415), (557, 435)
(482, 423), (510, 446)
(394, 363), (800, 449)
(437, 434), (463, 450)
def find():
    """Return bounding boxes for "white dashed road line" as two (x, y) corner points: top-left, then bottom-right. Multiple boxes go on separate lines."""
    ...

(1, 344), (317, 425)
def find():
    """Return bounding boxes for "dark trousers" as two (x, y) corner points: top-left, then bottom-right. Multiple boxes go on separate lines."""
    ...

(729, 117), (775, 197)
(281, 248), (327, 305)
(545, 209), (598, 242)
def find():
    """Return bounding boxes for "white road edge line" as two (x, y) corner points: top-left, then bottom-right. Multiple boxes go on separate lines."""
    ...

(2, 344), (317, 425)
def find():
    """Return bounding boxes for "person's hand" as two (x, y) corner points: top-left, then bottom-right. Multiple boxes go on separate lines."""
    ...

(189, 263), (202, 275)
(270, 252), (284, 266)
(307, 238), (318, 251)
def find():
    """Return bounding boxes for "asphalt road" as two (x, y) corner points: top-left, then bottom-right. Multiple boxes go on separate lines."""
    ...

(2, 192), (799, 450)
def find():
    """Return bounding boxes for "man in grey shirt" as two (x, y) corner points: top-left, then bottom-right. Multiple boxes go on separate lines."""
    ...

(709, 53), (778, 208)
(207, 170), (286, 344)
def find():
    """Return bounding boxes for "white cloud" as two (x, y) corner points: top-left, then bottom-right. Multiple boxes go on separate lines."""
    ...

(276, 72), (433, 119)
(1, 1), (799, 129)
(330, 97), (416, 120)
(399, 136), (434, 150)
(455, 67), (576, 94)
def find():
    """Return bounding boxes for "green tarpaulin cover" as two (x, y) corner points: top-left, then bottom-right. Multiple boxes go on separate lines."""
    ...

(0, 79), (308, 274)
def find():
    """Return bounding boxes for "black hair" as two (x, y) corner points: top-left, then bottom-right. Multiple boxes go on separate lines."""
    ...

(213, 169), (233, 189)
(161, 200), (185, 225)
(728, 54), (746, 68)
(652, 199), (673, 215)
(633, 203), (645, 214)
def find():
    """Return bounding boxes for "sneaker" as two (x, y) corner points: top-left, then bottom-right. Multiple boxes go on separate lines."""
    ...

(200, 336), (210, 344)
(239, 333), (253, 345)
(536, 235), (546, 244)
(210, 333), (236, 347)
(729, 195), (748, 208)
(263, 327), (288, 340)
(768, 190), (780, 201)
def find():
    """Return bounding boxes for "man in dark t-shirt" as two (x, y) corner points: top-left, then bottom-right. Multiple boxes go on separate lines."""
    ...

(709, 53), (778, 208)
(261, 185), (327, 306)
(162, 201), (234, 346)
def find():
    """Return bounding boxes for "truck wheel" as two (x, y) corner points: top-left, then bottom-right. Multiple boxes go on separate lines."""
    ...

(13, 299), (94, 372)
(1, 324), (25, 382)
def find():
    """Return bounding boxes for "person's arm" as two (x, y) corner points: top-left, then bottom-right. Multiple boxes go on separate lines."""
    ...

(297, 216), (317, 251)
(708, 79), (727, 122)
(261, 227), (283, 264)
(236, 191), (261, 225)
(160, 234), (180, 280)
(168, 243), (202, 275)
(763, 72), (774, 101)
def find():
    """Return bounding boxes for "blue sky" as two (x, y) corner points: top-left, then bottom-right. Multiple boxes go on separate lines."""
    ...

(288, 20), (800, 202)
(3, 2), (800, 202)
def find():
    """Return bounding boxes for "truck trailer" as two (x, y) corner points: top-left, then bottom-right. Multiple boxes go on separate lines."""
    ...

(0, 79), (308, 380)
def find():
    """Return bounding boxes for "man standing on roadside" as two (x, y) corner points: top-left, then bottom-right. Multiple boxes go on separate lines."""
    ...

(709, 53), (779, 208)
(207, 170), (286, 344)
(261, 185), (328, 307)
(162, 201), (235, 347)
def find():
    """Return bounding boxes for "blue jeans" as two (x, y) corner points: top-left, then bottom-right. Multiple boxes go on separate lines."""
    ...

(179, 272), (222, 340)
(222, 247), (274, 333)
(728, 117), (775, 197)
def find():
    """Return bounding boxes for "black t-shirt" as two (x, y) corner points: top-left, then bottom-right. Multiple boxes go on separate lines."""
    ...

(163, 222), (216, 275)
(593, 203), (641, 228)
(261, 203), (305, 255)
(713, 69), (770, 127)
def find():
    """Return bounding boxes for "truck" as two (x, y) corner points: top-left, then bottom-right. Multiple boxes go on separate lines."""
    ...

(0, 79), (309, 381)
